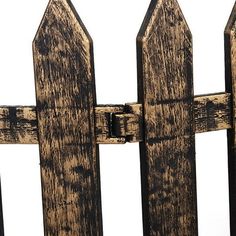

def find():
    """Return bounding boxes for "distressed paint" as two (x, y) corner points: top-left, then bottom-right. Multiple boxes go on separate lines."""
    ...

(33, 0), (103, 235)
(225, 2), (236, 235)
(137, 0), (198, 235)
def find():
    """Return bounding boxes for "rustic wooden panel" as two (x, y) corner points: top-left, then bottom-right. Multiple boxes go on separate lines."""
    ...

(33, 0), (103, 235)
(194, 93), (231, 133)
(0, 93), (232, 144)
(225, 3), (236, 235)
(137, 0), (198, 235)
(0, 106), (38, 144)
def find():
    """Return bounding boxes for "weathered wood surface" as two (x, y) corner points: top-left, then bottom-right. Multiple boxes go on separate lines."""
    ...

(95, 105), (126, 144)
(0, 180), (4, 236)
(137, 0), (198, 235)
(225, 3), (236, 235)
(0, 93), (232, 144)
(0, 106), (38, 144)
(95, 104), (143, 144)
(111, 103), (143, 142)
(33, 0), (103, 235)
(194, 93), (231, 133)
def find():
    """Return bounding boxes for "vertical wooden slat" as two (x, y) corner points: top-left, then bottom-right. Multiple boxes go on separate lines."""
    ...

(33, 0), (103, 235)
(137, 0), (198, 235)
(0, 180), (4, 236)
(225, 3), (236, 235)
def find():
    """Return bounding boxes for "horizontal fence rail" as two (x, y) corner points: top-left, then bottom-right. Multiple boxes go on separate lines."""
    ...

(0, 92), (231, 144)
(0, 0), (236, 235)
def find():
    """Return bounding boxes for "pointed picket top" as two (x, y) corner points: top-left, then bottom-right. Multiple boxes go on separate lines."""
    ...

(137, 0), (197, 235)
(33, 0), (94, 109)
(33, 0), (102, 235)
(34, 0), (92, 47)
(138, 0), (191, 43)
(34, 0), (93, 55)
(225, 1), (236, 235)
(225, 1), (236, 148)
(225, 1), (236, 34)
(137, 0), (193, 102)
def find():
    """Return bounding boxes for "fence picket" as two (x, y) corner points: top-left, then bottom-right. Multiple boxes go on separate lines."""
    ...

(225, 2), (236, 235)
(0, 0), (234, 235)
(137, 0), (198, 235)
(33, 0), (103, 235)
(0, 180), (4, 236)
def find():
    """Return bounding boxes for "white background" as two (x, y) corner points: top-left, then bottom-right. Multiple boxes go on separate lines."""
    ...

(0, 0), (234, 235)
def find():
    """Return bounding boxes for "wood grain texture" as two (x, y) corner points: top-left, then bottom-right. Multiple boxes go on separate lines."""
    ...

(33, 0), (103, 235)
(194, 93), (232, 133)
(137, 0), (198, 235)
(225, 3), (236, 235)
(0, 94), (232, 144)
(95, 105), (126, 144)
(0, 180), (4, 236)
(0, 106), (38, 144)
(111, 103), (143, 143)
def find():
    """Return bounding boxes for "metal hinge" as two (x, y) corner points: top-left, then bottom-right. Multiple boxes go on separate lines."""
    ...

(95, 103), (143, 144)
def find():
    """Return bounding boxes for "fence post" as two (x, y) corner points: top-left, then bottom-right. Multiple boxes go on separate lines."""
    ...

(33, 0), (103, 235)
(137, 0), (198, 235)
(225, 2), (236, 235)
(0, 180), (4, 236)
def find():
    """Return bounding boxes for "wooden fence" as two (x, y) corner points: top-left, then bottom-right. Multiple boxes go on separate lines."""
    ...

(0, 0), (236, 235)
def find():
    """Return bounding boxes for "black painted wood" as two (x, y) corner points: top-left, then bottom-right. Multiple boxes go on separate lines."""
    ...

(0, 180), (4, 236)
(137, 0), (198, 235)
(33, 0), (103, 235)
(225, 2), (236, 235)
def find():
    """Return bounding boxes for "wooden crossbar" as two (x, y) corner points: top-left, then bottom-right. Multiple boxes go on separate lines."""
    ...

(0, 0), (235, 234)
(194, 92), (232, 132)
(0, 92), (232, 144)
